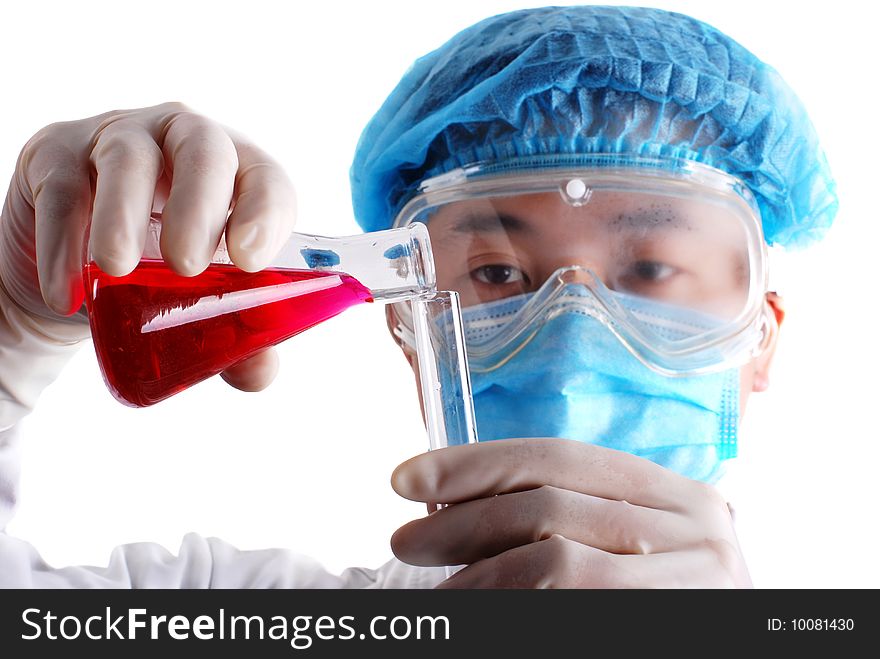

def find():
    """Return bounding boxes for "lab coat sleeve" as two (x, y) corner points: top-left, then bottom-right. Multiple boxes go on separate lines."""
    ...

(0, 517), (446, 588)
(0, 280), (90, 437)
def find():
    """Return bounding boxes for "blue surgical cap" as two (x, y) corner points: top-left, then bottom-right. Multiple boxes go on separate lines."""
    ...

(350, 5), (837, 248)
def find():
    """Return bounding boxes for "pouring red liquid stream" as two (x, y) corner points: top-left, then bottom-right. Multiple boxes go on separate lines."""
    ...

(83, 259), (373, 407)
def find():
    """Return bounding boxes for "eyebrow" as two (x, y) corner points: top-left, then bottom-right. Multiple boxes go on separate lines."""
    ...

(609, 207), (695, 233)
(445, 206), (696, 241)
(450, 212), (534, 236)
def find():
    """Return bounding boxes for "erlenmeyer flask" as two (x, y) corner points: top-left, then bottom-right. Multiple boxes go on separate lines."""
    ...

(82, 216), (435, 407)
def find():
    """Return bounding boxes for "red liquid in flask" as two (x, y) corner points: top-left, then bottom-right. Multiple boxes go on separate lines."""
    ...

(84, 260), (373, 407)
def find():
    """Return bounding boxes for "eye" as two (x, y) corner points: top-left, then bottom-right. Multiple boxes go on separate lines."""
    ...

(629, 260), (678, 282)
(472, 264), (527, 286)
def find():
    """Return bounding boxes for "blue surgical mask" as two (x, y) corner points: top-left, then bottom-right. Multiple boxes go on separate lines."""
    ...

(460, 289), (740, 483)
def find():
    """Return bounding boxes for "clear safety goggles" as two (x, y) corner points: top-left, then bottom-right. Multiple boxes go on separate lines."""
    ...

(391, 156), (771, 376)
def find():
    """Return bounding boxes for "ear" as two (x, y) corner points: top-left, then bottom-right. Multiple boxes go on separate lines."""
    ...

(751, 292), (785, 393)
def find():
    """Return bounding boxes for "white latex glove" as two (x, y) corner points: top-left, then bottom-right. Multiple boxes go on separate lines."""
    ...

(391, 437), (752, 588)
(0, 102), (297, 426)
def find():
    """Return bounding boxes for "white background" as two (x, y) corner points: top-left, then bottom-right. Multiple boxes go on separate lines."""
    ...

(2, 0), (877, 588)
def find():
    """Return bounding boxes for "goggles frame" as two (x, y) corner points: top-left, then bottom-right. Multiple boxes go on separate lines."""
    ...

(391, 155), (770, 376)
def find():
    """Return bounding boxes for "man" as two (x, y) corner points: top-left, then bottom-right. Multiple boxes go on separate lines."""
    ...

(0, 6), (835, 587)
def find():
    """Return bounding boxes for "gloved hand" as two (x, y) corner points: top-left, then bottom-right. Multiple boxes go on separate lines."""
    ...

(0, 102), (297, 407)
(390, 437), (752, 588)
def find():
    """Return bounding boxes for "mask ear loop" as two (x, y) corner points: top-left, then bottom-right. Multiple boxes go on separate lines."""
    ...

(754, 292), (783, 355)
(748, 292), (783, 364)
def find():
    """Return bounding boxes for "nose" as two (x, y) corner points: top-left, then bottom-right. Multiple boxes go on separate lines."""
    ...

(532, 266), (609, 315)
(539, 258), (608, 289)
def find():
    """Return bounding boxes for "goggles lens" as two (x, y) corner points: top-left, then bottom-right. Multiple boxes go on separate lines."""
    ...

(393, 160), (768, 374)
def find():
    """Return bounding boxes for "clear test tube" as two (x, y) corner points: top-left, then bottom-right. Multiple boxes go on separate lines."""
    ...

(410, 290), (478, 580)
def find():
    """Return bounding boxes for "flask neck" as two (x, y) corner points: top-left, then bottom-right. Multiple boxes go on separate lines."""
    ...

(140, 216), (437, 302)
(226, 222), (435, 302)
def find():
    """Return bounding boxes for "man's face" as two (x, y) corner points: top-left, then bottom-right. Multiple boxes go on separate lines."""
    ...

(395, 189), (781, 416)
